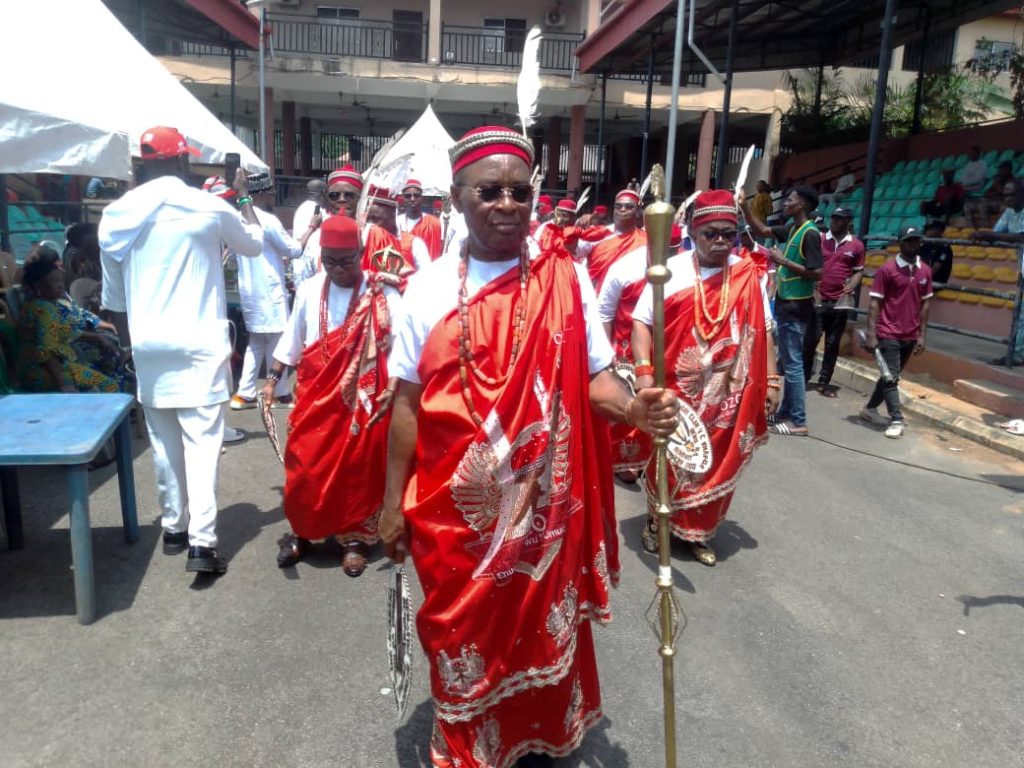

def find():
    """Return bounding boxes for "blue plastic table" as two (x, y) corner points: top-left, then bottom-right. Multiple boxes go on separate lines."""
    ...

(0, 393), (138, 624)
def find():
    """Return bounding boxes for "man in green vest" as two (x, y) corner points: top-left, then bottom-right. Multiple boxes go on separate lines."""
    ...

(742, 185), (823, 436)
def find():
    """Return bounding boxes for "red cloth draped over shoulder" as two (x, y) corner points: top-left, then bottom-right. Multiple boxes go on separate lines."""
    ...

(609, 275), (653, 472)
(412, 213), (443, 260)
(407, 246), (618, 767)
(586, 228), (646, 290)
(643, 257), (769, 543)
(284, 279), (392, 542)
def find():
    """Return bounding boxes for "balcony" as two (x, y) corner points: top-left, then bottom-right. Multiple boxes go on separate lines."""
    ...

(441, 25), (584, 72)
(270, 14), (428, 62)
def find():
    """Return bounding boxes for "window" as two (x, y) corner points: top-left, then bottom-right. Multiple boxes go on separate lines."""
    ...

(902, 28), (956, 72)
(483, 17), (527, 55)
(316, 7), (360, 20)
(967, 38), (1017, 74)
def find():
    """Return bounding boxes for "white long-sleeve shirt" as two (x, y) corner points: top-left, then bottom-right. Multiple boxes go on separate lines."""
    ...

(239, 207), (302, 333)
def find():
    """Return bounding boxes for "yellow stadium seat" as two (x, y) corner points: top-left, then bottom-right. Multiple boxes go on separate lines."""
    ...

(862, 276), (873, 287)
(951, 245), (967, 257)
(951, 264), (973, 279)
(993, 270), (1019, 284)
(957, 292), (982, 304)
(1009, 300), (1018, 310)
(943, 227), (960, 238)
(984, 247), (1012, 262)
(970, 267), (995, 281)
(867, 254), (886, 268)
(981, 296), (1008, 308)
(886, 244), (900, 254)
(966, 246), (987, 260)
(936, 289), (957, 301)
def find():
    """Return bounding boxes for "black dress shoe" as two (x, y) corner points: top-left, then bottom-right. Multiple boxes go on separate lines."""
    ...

(186, 546), (227, 574)
(162, 530), (189, 555)
(277, 534), (310, 568)
(517, 754), (555, 768)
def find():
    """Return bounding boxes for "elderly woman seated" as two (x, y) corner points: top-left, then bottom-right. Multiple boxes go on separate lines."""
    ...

(16, 258), (119, 393)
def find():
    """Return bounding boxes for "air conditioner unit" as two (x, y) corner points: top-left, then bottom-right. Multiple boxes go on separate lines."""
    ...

(444, 50), (456, 63)
(545, 8), (566, 27)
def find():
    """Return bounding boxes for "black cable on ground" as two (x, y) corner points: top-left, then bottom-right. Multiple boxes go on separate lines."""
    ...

(804, 434), (1023, 491)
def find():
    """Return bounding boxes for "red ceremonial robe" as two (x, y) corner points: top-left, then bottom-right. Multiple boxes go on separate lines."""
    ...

(284, 278), (392, 542)
(610, 275), (654, 472)
(407, 247), (619, 768)
(643, 257), (769, 542)
(411, 213), (443, 260)
(586, 228), (647, 291)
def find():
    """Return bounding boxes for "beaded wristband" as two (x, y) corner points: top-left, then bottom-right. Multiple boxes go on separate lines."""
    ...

(236, 196), (253, 207)
(634, 364), (655, 378)
(266, 369), (282, 382)
(634, 358), (652, 367)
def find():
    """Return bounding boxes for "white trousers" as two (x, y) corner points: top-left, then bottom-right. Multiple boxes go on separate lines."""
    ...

(144, 404), (225, 548)
(237, 331), (289, 399)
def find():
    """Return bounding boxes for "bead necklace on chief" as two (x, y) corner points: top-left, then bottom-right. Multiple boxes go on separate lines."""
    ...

(692, 251), (731, 342)
(456, 240), (530, 426)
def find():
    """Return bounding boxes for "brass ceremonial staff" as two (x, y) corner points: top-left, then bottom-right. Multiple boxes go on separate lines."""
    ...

(643, 164), (683, 768)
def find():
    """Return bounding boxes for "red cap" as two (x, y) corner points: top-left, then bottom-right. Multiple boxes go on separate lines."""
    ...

(556, 199), (576, 212)
(538, 194), (553, 206)
(538, 203), (553, 216)
(367, 184), (398, 207)
(690, 190), (738, 230)
(209, 182), (236, 201)
(433, 200), (443, 211)
(670, 224), (683, 248)
(139, 126), (200, 161)
(203, 175), (225, 191)
(449, 126), (535, 176)
(593, 204), (608, 216)
(403, 179), (423, 191)
(327, 165), (364, 191)
(320, 215), (361, 250)
(615, 189), (640, 204)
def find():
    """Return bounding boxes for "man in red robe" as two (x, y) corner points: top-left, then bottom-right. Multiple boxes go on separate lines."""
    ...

(632, 190), (780, 567)
(397, 178), (443, 260)
(262, 216), (400, 575)
(362, 185), (430, 279)
(597, 224), (684, 483)
(378, 126), (679, 768)
(584, 189), (647, 291)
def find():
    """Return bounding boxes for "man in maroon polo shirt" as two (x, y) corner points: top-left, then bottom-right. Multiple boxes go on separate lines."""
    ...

(859, 225), (934, 439)
(804, 206), (865, 393)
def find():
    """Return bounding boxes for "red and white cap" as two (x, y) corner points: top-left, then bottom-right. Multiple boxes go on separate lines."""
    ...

(690, 190), (738, 230)
(615, 189), (640, 205)
(402, 179), (423, 192)
(366, 184), (398, 207)
(556, 198), (576, 212)
(139, 126), (200, 161)
(327, 165), (364, 190)
(449, 126), (535, 175)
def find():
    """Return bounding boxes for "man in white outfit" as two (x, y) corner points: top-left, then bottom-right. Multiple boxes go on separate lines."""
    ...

(230, 173), (319, 410)
(99, 126), (263, 575)
(291, 177), (325, 239)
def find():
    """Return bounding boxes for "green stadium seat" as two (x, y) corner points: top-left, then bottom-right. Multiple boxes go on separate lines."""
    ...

(848, 187), (864, 202)
(910, 183), (926, 197)
(952, 154), (968, 168)
(891, 160), (908, 173)
(996, 148), (1016, 163)
(982, 150), (998, 164)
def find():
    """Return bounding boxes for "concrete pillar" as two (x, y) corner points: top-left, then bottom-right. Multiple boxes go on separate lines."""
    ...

(583, 0), (600, 34)
(546, 116), (562, 189)
(694, 109), (715, 191)
(281, 101), (296, 176)
(300, 116), (313, 176)
(428, 0), (442, 63)
(262, 86), (276, 174)
(567, 105), (586, 194)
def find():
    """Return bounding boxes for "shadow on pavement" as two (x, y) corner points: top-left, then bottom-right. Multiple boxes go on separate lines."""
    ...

(712, 519), (759, 563)
(957, 594), (1024, 616)
(394, 698), (435, 767)
(618, 513), (695, 594)
(979, 475), (1024, 492)
(559, 716), (631, 767)
(0, 521), (157, 620)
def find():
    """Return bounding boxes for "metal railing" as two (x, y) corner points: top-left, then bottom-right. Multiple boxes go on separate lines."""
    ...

(270, 14), (428, 62)
(860, 236), (1023, 368)
(440, 25), (583, 71)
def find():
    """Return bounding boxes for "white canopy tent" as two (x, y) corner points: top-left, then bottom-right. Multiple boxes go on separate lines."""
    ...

(371, 106), (456, 196)
(0, 0), (266, 180)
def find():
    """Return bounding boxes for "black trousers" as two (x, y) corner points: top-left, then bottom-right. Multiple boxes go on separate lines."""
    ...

(866, 338), (917, 422)
(803, 301), (850, 386)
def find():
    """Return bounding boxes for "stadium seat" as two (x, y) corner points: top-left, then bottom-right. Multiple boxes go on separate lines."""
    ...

(957, 292), (982, 304)
(943, 227), (961, 238)
(891, 160), (908, 174)
(982, 150), (999, 164)
(936, 289), (956, 301)
(970, 266), (995, 281)
(984, 247), (1012, 261)
(848, 188), (865, 203)
(951, 263), (973, 279)
(993, 269), (1019, 284)
(909, 183), (926, 197)
(966, 246), (988, 260)
(861, 276), (873, 287)
(981, 296), (1008, 308)
(952, 154), (968, 168)
(997, 148), (1016, 163)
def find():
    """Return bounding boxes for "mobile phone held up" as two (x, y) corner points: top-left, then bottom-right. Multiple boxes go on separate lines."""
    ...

(225, 152), (241, 187)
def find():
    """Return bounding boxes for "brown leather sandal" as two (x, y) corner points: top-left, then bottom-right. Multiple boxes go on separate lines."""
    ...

(341, 541), (368, 578)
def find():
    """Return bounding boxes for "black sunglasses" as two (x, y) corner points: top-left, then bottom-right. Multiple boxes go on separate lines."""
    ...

(403, 191), (422, 199)
(699, 228), (738, 242)
(322, 254), (360, 268)
(613, 203), (637, 211)
(469, 184), (534, 204)
(328, 190), (358, 201)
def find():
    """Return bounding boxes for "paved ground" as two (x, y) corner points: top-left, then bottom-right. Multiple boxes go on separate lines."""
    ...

(2, 388), (1022, 768)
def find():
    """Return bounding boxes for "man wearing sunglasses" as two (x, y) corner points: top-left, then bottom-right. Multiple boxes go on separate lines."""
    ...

(263, 215), (401, 574)
(582, 188), (647, 290)
(378, 125), (679, 768)
(362, 185), (430, 282)
(293, 166), (364, 285)
(395, 179), (443, 260)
